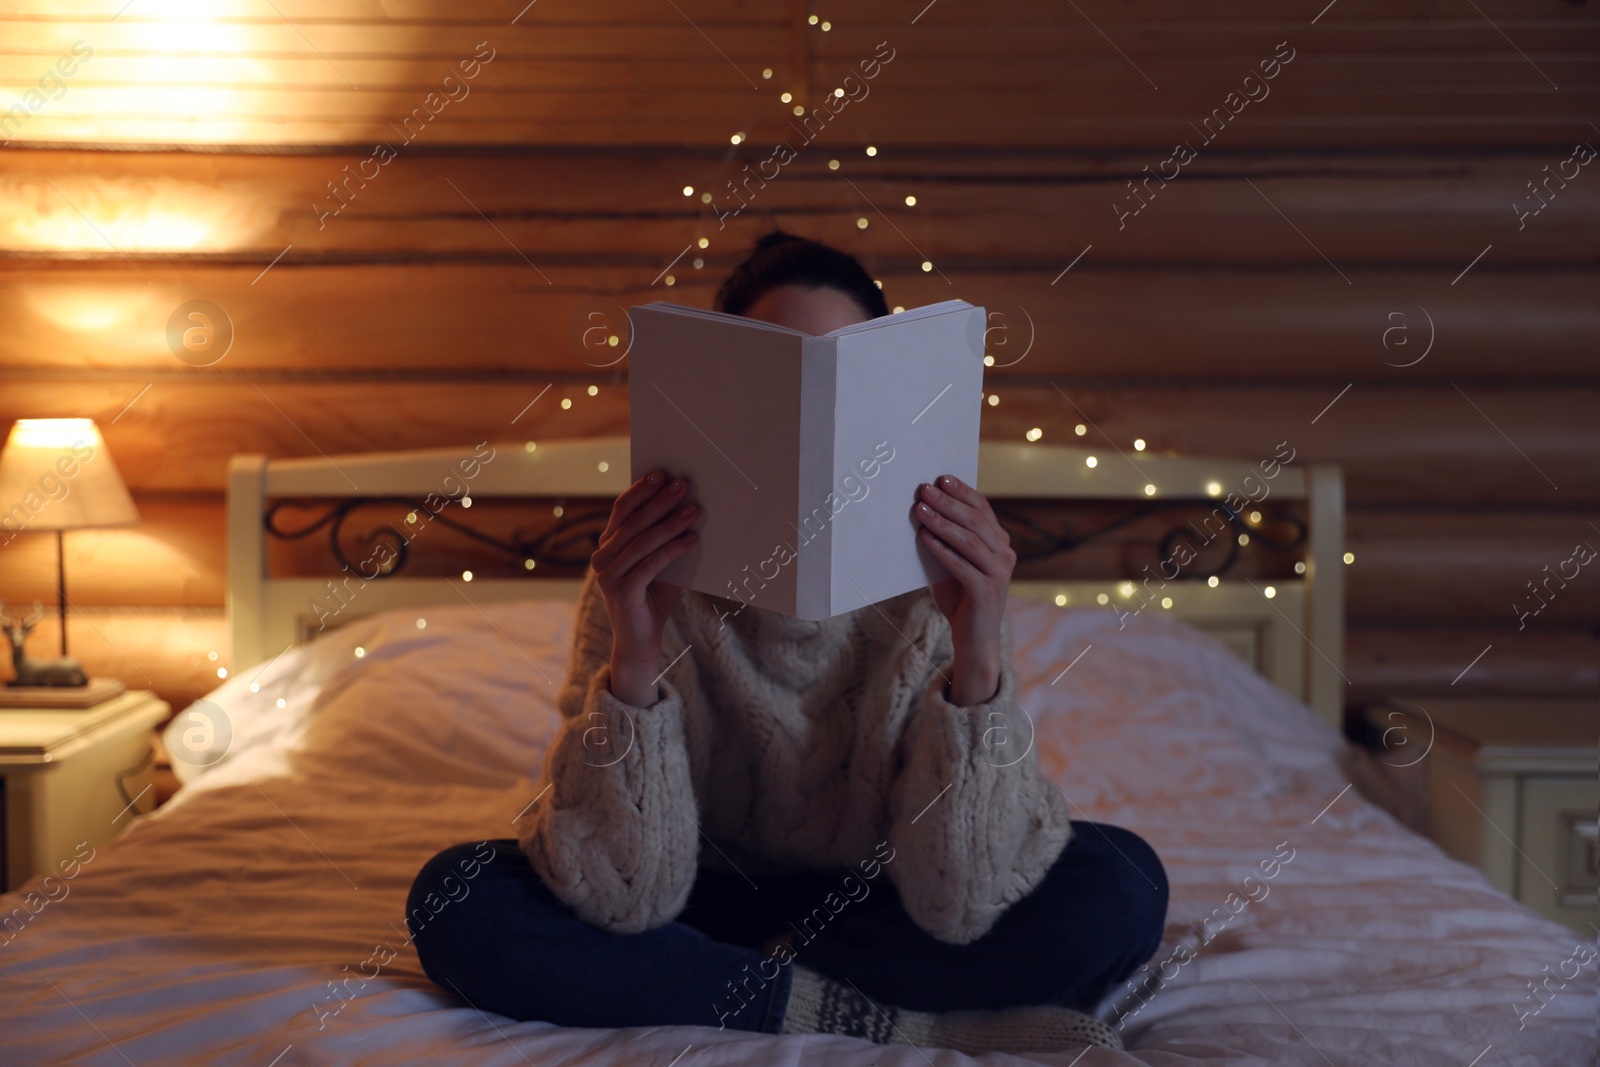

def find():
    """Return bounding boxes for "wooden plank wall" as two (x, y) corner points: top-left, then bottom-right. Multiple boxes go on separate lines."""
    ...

(0, 0), (1595, 712)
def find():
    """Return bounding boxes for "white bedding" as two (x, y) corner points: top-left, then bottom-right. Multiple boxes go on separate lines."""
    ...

(0, 597), (1592, 1066)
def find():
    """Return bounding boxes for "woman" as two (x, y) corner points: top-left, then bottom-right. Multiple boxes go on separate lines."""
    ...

(408, 231), (1167, 1054)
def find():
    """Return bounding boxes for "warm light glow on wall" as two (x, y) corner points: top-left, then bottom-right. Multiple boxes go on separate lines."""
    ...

(51, 1), (266, 143)
(2, 2), (448, 150)
(24, 283), (163, 333)
(2, 175), (273, 252)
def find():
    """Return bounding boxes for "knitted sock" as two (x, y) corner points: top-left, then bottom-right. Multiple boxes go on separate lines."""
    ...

(922, 1005), (1124, 1054)
(779, 966), (1123, 1052)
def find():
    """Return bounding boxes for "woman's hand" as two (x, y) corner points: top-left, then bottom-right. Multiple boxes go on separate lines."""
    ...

(912, 474), (1016, 706)
(591, 470), (699, 706)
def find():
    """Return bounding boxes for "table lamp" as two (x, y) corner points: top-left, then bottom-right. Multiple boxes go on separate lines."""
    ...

(0, 418), (138, 700)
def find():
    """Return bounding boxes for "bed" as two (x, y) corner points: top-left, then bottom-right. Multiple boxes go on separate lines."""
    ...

(0, 438), (1591, 1066)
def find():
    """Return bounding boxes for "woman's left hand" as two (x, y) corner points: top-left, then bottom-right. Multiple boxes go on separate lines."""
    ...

(912, 475), (1016, 706)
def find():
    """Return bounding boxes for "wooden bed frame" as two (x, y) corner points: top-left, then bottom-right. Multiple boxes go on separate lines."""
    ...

(227, 436), (1345, 725)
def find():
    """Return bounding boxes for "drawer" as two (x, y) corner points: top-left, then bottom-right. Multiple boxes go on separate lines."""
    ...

(1518, 776), (1599, 931)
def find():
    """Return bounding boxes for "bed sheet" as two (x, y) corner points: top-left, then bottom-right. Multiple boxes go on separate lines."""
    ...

(0, 596), (1592, 1067)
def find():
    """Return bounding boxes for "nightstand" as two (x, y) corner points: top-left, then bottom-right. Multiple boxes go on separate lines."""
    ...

(1379, 698), (1597, 933)
(0, 690), (170, 891)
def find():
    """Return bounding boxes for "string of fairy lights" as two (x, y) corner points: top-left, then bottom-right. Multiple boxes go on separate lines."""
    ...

(505, 10), (1349, 614)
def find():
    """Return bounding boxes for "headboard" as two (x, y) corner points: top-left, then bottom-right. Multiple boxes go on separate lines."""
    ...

(227, 437), (1344, 726)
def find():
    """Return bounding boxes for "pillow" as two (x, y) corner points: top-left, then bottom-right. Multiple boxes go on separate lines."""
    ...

(162, 598), (575, 793)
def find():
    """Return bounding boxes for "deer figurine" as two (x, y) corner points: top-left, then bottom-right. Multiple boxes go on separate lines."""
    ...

(2, 601), (88, 688)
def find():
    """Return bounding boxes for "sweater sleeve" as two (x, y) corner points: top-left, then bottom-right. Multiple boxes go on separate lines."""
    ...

(886, 614), (1075, 945)
(516, 570), (701, 934)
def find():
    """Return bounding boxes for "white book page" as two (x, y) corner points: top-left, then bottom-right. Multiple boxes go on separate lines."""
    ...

(628, 305), (806, 613)
(826, 304), (986, 613)
(630, 302), (803, 335)
(825, 300), (975, 336)
(633, 300), (973, 339)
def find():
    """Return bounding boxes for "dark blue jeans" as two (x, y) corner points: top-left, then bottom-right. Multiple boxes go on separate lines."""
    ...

(407, 821), (1167, 1033)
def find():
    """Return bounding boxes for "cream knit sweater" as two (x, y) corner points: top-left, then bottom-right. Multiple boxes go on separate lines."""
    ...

(517, 569), (1073, 945)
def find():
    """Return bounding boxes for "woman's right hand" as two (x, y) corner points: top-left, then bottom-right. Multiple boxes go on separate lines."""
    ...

(591, 470), (699, 706)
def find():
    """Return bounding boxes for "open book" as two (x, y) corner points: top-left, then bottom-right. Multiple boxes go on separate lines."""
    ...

(628, 299), (985, 619)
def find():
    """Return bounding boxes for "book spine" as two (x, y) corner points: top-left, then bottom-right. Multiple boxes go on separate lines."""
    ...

(794, 337), (838, 620)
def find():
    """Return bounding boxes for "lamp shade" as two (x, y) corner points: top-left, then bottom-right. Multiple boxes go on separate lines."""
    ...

(0, 419), (138, 532)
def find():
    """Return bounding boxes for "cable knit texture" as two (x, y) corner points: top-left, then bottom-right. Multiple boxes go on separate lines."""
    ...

(517, 569), (1073, 945)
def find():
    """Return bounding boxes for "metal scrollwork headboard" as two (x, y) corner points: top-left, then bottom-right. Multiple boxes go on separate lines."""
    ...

(262, 496), (608, 578)
(228, 436), (1343, 726)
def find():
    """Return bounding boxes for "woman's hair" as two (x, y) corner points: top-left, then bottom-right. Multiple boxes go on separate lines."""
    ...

(714, 229), (889, 320)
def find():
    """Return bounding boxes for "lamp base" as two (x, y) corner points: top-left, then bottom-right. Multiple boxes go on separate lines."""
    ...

(0, 677), (127, 708)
